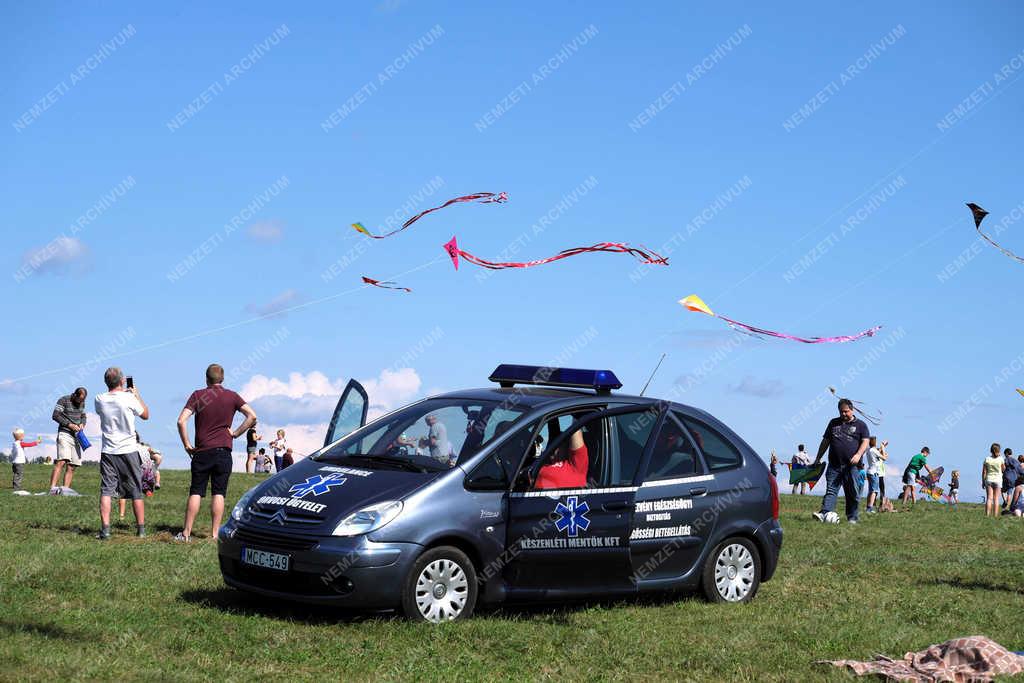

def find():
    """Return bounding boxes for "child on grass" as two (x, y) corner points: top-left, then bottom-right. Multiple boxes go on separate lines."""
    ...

(119, 433), (162, 519)
(10, 428), (41, 491)
(269, 429), (287, 472)
(948, 470), (960, 507)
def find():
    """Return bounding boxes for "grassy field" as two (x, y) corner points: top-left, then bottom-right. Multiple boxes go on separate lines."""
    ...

(1, 464), (1022, 682)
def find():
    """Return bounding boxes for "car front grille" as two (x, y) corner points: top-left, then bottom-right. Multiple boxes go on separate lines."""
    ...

(232, 526), (319, 552)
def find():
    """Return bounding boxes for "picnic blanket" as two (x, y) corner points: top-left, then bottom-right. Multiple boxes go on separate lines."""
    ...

(822, 636), (1024, 682)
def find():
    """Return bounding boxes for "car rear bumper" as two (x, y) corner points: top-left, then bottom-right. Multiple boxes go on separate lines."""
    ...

(218, 521), (420, 608)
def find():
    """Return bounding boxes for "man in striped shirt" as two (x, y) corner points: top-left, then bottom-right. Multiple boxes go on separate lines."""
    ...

(51, 387), (88, 493)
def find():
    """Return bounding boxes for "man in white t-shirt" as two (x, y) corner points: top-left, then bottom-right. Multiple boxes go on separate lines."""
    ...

(94, 367), (150, 540)
(792, 444), (811, 495)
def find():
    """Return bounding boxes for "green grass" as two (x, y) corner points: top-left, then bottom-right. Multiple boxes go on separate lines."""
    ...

(1, 465), (1022, 682)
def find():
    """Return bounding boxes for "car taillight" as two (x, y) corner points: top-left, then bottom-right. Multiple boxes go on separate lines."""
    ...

(769, 474), (779, 520)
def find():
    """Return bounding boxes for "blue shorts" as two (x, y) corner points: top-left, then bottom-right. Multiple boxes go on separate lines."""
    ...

(866, 472), (880, 494)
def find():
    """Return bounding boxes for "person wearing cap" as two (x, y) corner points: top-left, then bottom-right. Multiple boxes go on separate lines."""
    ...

(50, 387), (88, 494)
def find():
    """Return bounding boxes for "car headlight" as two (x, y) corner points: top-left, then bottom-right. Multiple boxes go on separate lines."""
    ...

(332, 500), (403, 537)
(231, 486), (259, 522)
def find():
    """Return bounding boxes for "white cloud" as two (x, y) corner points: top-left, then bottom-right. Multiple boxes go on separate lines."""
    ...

(22, 236), (91, 276)
(0, 379), (28, 395)
(247, 220), (284, 242)
(247, 394), (338, 425)
(245, 289), (304, 318)
(361, 368), (421, 419)
(240, 367), (422, 428)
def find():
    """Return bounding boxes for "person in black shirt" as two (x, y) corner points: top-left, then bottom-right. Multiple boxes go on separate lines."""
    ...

(812, 398), (870, 524)
(244, 422), (262, 474)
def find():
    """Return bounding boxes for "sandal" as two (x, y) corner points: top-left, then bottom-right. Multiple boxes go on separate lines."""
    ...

(173, 532), (191, 543)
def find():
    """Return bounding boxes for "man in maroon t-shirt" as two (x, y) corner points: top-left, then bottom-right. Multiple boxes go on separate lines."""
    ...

(174, 363), (257, 542)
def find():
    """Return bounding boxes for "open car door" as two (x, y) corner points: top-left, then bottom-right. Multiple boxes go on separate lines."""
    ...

(323, 379), (369, 448)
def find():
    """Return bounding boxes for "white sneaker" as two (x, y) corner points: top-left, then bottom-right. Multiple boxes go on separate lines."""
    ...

(812, 512), (825, 522)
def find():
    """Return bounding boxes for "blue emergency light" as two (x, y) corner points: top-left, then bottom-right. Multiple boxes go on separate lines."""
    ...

(489, 364), (622, 394)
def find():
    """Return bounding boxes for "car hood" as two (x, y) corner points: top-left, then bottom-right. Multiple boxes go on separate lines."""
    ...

(243, 457), (440, 532)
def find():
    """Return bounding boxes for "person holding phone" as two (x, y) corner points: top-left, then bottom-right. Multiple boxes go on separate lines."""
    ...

(94, 368), (149, 539)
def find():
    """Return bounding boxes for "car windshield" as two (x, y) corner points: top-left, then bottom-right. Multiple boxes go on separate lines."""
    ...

(314, 397), (529, 471)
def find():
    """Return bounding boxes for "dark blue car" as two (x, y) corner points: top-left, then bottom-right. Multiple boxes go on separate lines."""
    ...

(218, 365), (782, 622)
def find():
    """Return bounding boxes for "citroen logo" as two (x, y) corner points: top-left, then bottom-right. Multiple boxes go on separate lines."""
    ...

(268, 508), (288, 526)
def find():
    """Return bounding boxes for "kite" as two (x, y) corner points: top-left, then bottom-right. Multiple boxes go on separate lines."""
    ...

(917, 466), (944, 490)
(827, 386), (883, 425)
(361, 276), (411, 293)
(967, 202), (1024, 264)
(787, 461), (826, 490)
(351, 192), (508, 239)
(442, 235), (668, 271)
(1017, 388), (1024, 398)
(679, 295), (882, 344)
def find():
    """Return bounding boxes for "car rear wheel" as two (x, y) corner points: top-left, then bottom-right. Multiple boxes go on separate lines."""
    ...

(701, 537), (761, 603)
(401, 546), (477, 622)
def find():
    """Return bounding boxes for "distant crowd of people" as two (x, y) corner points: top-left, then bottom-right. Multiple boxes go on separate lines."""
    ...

(768, 398), (1024, 523)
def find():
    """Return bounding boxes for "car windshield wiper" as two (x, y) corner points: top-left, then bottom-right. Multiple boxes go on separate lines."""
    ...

(339, 454), (434, 473)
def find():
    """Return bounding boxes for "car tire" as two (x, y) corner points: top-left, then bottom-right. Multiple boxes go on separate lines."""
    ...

(701, 536), (761, 604)
(401, 546), (477, 623)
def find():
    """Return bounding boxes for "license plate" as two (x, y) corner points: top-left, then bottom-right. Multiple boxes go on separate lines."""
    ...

(241, 547), (290, 572)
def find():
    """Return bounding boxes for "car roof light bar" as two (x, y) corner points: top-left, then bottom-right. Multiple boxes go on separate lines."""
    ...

(488, 364), (622, 395)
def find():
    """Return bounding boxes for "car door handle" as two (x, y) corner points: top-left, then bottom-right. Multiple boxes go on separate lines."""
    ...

(688, 487), (708, 497)
(602, 500), (633, 512)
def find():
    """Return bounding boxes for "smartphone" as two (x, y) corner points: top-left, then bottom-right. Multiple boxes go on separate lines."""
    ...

(126, 376), (134, 390)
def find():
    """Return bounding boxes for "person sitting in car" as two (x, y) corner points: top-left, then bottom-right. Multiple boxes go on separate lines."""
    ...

(535, 426), (588, 490)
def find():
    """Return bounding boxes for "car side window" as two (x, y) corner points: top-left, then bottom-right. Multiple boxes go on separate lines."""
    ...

(645, 414), (702, 481)
(678, 414), (742, 471)
(608, 410), (658, 485)
(466, 421), (538, 491)
(526, 409), (656, 491)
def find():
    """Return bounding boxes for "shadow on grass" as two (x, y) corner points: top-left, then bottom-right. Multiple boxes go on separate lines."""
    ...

(479, 590), (703, 623)
(926, 577), (1024, 595)
(0, 619), (80, 640)
(26, 522), (96, 536)
(179, 588), (391, 624)
(180, 587), (702, 626)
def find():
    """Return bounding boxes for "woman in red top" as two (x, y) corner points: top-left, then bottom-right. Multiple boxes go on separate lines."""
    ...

(535, 429), (588, 489)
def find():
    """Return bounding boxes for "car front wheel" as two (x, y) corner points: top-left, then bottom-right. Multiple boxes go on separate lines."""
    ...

(401, 546), (477, 622)
(701, 537), (761, 604)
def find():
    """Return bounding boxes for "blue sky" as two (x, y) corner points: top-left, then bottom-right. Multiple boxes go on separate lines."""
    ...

(3, 2), (1023, 500)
